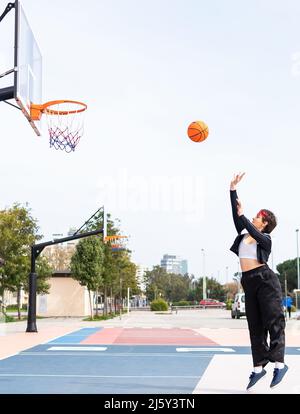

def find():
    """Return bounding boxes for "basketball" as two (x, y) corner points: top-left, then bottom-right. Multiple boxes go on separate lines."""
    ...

(187, 120), (209, 142)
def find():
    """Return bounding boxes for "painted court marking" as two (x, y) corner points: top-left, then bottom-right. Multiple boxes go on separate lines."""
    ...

(47, 346), (107, 352)
(192, 355), (300, 394)
(176, 347), (235, 353)
(1, 326), (299, 394)
(0, 374), (199, 379)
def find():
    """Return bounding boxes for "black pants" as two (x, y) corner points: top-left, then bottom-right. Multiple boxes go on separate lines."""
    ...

(241, 264), (285, 367)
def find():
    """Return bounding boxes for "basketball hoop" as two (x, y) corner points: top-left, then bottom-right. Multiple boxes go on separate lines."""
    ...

(104, 235), (128, 251)
(30, 100), (87, 153)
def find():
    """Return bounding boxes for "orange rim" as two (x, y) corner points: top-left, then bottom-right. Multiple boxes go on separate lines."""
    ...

(30, 100), (87, 121)
(104, 236), (127, 242)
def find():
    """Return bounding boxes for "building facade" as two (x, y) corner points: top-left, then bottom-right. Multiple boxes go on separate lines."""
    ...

(160, 254), (188, 275)
(135, 264), (150, 292)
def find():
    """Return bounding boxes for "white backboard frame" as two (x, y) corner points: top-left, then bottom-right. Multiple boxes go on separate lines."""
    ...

(14, 0), (42, 136)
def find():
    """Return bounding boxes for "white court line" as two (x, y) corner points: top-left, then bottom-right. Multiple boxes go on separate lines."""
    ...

(47, 346), (107, 351)
(0, 352), (21, 362)
(0, 374), (199, 378)
(19, 352), (212, 357)
(46, 342), (95, 345)
(176, 348), (235, 353)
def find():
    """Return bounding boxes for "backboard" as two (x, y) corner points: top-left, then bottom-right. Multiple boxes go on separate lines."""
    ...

(14, 0), (42, 136)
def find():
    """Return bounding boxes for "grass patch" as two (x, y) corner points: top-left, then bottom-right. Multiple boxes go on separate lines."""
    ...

(154, 311), (172, 315)
(83, 312), (126, 321)
(5, 306), (27, 312)
(0, 315), (47, 323)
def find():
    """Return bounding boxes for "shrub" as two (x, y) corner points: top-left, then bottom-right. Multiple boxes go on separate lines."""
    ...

(150, 299), (169, 311)
(226, 299), (233, 310)
(83, 312), (122, 321)
(172, 301), (190, 307)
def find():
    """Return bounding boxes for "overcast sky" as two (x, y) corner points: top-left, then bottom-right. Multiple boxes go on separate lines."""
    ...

(1, 0), (300, 285)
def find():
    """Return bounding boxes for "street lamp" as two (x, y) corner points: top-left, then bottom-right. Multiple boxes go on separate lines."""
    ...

(236, 261), (242, 293)
(296, 229), (300, 290)
(225, 266), (229, 301)
(201, 248), (207, 300)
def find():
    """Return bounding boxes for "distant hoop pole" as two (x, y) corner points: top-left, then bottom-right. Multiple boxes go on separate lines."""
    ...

(103, 207), (107, 241)
(26, 228), (103, 333)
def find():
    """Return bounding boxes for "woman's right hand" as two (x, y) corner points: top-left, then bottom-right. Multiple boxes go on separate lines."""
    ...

(230, 172), (245, 190)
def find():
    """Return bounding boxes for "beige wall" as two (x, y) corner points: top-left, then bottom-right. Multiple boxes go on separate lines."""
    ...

(37, 277), (90, 317)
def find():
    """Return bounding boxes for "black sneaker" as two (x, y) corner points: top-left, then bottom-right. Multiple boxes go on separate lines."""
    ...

(270, 365), (288, 388)
(246, 369), (267, 390)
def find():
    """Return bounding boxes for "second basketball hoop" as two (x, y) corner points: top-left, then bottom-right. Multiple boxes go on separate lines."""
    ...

(30, 100), (87, 153)
(104, 235), (128, 252)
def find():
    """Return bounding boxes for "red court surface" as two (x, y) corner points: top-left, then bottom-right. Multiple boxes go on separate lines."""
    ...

(81, 328), (219, 345)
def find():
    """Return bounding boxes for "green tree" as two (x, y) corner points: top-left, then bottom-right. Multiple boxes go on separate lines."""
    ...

(118, 254), (138, 297)
(194, 277), (226, 301)
(0, 203), (50, 319)
(80, 210), (139, 316)
(102, 245), (138, 315)
(164, 273), (190, 302)
(276, 259), (298, 292)
(144, 267), (195, 303)
(144, 266), (169, 302)
(23, 256), (52, 296)
(70, 237), (104, 319)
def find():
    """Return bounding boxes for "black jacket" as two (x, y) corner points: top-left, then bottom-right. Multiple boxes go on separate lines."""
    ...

(230, 190), (271, 264)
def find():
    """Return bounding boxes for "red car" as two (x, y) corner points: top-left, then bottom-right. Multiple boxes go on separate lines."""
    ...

(199, 299), (226, 309)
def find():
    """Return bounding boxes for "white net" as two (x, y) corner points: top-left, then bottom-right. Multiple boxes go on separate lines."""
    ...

(104, 236), (128, 251)
(44, 101), (86, 153)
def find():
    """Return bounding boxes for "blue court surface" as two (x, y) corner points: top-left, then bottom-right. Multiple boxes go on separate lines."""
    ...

(0, 328), (299, 394)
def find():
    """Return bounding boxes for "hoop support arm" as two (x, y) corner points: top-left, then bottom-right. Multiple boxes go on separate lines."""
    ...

(0, 86), (14, 102)
(0, 2), (15, 23)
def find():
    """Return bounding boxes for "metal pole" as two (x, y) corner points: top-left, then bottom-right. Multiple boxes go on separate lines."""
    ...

(284, 272), (288, 321)
(119, 277), (122, 320)
(26, 246), (37, 332)
(201, 249), (206, 300)
(225, 266), (229, 301)
(26, 228), (103, 332)
(237, 261), (241, 293)
(103, 207), (107, 241)
(127, 287), (130, 314)
(296, 229), (300, 290)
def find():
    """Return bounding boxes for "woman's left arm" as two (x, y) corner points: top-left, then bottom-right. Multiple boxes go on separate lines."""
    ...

(236, 198), (271, 250)
(239, 215), (272, 250)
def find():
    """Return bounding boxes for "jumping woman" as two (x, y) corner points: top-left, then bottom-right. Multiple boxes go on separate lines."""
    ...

(230, 172), (288, 390)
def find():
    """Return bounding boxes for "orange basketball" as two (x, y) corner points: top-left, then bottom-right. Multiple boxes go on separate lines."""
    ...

(187, 120), (209, 142)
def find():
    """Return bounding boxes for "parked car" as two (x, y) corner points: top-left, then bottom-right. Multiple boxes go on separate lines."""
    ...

(231, 293), (246, 319)
(199, 299), (226, 309)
